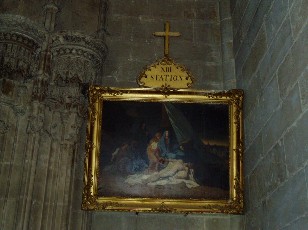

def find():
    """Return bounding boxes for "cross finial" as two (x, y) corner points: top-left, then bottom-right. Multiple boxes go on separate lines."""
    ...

(153, 21), (181, 57)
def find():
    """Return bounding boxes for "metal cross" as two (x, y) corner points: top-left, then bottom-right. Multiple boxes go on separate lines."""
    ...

(153, 21), (181, 57)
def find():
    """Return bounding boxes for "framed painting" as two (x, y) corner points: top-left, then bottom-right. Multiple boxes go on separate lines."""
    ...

(82, 86), (244, 214)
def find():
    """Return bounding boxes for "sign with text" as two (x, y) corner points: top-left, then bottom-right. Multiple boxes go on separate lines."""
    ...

(137, 57), (193, 89)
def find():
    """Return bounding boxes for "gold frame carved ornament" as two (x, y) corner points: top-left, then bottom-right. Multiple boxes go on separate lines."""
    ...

(82, 86), (244, 214)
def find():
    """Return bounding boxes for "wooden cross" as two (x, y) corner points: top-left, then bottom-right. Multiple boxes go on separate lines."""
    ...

(153, 21), (181, 57)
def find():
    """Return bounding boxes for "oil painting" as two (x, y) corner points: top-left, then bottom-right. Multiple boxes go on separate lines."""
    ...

(83, 87), (244, 214)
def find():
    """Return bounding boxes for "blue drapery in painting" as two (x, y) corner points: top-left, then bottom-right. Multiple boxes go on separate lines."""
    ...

(163, 102), (223, 169)
(164, 102), (229, 188)
(163, 102), (194, 145)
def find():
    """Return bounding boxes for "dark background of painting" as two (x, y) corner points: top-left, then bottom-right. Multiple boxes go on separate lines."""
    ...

(101, 100), (229, 145)
(99, 100), (230, 199)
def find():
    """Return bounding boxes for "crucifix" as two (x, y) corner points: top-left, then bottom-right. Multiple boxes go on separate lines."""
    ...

(153, 21), (181, 57)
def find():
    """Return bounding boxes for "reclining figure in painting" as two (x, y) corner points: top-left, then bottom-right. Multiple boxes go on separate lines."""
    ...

(125, 128), (199, 189)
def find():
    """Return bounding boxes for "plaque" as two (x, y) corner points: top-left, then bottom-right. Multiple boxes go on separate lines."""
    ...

(137, 56), (193, 89)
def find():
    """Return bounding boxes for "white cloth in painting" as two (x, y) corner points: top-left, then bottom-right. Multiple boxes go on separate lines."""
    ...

(125, 159), (199, 188)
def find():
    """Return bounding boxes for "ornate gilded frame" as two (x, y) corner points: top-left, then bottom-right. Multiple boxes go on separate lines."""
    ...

(82, 86), (244, 214)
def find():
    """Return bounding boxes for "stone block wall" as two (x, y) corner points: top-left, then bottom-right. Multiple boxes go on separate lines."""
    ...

(102, 0), (226, 89)
(92, 0), (242, 228)
(0, 1), (243, 230)
(231, 0), (308, 229)
(91, 212), (243, 230)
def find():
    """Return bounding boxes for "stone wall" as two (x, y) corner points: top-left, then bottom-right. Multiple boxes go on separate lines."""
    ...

(92, 0), (241, 229)
(102, 0), (231, 89)
(0, 1), (243, 230)
(231, 0), (308, 229)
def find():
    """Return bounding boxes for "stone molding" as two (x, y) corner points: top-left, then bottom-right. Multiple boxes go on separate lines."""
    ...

(0, 14), (46, 43)
(50, 31), (107, 86)
(51, 31), (107, 61)
(44, 85), (88, 115)
(0, 35), (40, 81)
(0, 96), (26, 116)
(0, 14), (108, 85)
(0, 119), (10, 134)
(0, 15), (45, 81)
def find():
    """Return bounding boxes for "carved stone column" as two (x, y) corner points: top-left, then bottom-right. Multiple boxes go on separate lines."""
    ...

(47, 31), (107, 230)
(0, 8), (108, 230)
(0, 14), (45, 230)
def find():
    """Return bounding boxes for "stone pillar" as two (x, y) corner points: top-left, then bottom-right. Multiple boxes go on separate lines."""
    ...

(0, 8), (107, 230)
(44, 1), (58, 33)
(0, 14), (45, 230)
(219, 0), (236, 89)
(97, 0), (109, 39)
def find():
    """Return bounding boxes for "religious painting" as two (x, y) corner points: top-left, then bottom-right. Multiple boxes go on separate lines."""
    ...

(83, 86), (244, 214)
